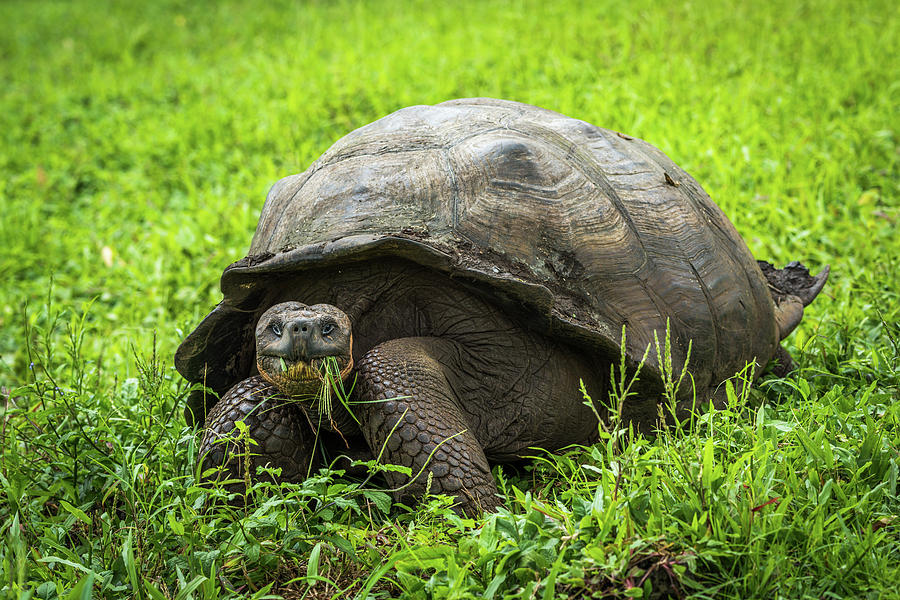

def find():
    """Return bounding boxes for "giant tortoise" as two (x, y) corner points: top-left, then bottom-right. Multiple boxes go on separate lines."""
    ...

(175, 98), (828, 514)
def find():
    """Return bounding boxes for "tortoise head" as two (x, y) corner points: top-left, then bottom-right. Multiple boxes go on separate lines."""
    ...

(255, 302), (354, 397)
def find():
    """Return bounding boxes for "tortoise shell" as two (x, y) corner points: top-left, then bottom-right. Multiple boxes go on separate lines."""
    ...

(176, 98), (776, 424)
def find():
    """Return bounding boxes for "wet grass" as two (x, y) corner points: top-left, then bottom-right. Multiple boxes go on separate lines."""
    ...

(2, 0), (899, 598)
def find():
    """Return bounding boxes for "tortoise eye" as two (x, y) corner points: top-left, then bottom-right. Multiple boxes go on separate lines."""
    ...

(321, 323), (335, 336)
(271, 323), (282, 336)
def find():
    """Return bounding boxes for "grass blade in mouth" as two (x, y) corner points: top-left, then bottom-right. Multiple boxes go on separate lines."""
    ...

(315, 356), (347, 418)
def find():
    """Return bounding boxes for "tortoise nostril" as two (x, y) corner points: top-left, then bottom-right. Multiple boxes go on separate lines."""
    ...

(301, 326), (308, 332)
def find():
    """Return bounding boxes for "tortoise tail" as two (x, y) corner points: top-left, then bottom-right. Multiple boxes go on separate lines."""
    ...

(757, 260), (830, 341)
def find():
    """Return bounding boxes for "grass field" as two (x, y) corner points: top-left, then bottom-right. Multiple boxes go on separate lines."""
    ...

(1, 0), (898, 598)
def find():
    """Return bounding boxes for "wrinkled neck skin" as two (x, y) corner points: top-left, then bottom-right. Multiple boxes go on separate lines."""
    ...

(297, 393), (362, 441)
(257, 258), (607, 456)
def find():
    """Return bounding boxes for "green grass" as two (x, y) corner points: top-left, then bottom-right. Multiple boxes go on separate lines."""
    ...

(1, 0), (898, 597)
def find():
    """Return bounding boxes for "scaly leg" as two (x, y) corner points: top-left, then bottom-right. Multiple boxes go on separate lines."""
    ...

(355, 338), (502, 515)
(198, 376), (315, 493)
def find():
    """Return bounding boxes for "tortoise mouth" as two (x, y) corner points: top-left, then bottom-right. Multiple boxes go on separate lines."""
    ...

(256, 354), (354, 396)
(260, 355), (328, 381)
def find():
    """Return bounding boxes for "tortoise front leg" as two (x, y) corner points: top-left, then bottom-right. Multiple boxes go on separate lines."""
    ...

(355, 338), (502, 515)
(198, 376), (315, 493)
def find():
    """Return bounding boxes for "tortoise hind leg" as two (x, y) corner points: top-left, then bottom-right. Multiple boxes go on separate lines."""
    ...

(759, 261), (830, 306)
(769, 345), (796, 377)
(355, 338), (502, 516)
(757, 261), (830, 340)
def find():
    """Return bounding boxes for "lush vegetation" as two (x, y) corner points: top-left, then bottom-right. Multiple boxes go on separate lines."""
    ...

(1, 0), (898, 598)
